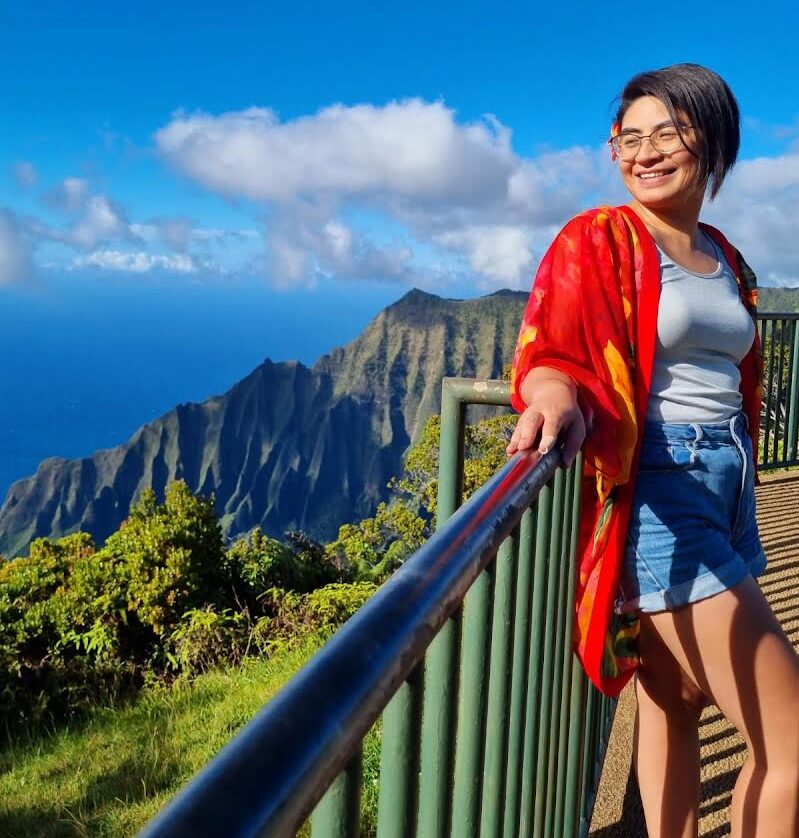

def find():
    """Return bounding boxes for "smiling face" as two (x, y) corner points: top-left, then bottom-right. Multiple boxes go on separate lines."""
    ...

(617, 95), (705, 213)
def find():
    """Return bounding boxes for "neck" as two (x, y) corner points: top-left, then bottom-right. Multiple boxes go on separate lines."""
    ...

(628, 195), (704, 246)
(630, 200), (701, 236)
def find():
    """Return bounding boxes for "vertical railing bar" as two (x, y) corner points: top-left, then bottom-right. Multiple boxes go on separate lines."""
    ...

(562, 661), (588, 838)
(553, 463), (581, 837)
(788, 319), (799, 463)
(416, 378), (468, 838)
(479, 533), (519, 838)
(375, 665), (423, 838)
(577, 685), (597, 834)
(451, 568), (493, 837)
(529, 468), (567, 838)
(543, 466), (573, 837)
(502, 508), (537, 838)
(416, 617), (460, 838)
(773, 319), (786, 463)
(764, 319), (777, 466)
(561, 454), (587, 837)
(516, 481), (555, 837)
(311, 747), (363, 838)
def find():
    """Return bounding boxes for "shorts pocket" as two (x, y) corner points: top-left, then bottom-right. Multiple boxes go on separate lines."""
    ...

(637, 441), (694, 474)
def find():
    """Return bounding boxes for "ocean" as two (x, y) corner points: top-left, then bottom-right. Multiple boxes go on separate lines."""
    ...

(0, 273), (402, 502)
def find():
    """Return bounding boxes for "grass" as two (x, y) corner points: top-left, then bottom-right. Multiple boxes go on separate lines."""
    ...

(0, 635), (383, 837)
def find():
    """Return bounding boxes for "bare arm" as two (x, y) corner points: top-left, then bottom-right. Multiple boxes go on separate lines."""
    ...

(506, 366), (586, 468)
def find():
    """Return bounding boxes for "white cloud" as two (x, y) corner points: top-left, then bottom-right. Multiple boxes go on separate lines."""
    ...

(44, 177), (90, 212)
(36, 180), (132, 250)
(266, 213), (414, 287)
(155, 100), (594, 287)
(704, 154), (799, 286)
(12, 161), (37, 189)
(0, 208), (34, 284)
(71, 250), (200, 274)
(153, 99), (799, 289)
(70, 196), (130, 249)
(130, 219), (259, 251)
(156, 102), (517, 205)
(435, 226), (533, 287)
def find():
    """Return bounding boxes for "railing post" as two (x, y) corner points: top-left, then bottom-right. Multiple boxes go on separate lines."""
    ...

(502, 508), (537, 837)
(479, 533), (518, 838)
(451, 568), (493, 836)
(787, 319), (799, 462)
(517, 478), (556, 836)
(375, 667), (423, 838)
(438, 378), (466, 524)
(311, 748), (363, 838)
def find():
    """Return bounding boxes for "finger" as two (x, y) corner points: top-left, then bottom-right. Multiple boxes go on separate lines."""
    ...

(561, 410), (586, 468)
(538, 415), (563, 454)
(515, 410), (543, 452)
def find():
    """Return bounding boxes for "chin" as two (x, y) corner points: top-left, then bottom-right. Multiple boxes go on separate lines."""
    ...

(623, 176), (705, 213)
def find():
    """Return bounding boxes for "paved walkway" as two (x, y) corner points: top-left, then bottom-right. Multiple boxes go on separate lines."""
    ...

(589, 470), (799, 837)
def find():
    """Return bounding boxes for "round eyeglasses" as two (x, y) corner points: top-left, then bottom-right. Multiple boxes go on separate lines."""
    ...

(609, 125), (693, 161)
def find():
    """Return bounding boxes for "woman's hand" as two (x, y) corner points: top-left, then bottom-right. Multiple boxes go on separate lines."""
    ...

(506, 367), (586, 469)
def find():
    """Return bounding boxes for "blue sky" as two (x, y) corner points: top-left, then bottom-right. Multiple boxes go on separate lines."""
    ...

(1, 1), (799, 494)
(3, 1), (799, 293)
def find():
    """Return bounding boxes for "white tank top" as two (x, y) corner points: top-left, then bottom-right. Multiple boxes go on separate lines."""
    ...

(646, 231), (756, 423)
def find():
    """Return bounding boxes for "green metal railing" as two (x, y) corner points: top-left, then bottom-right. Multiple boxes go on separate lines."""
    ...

(758, 314), (799, 468)
(408, 377), (616, 838)
(307, 377), (615, 838)
(141, 306), (799, 837)
(139, 377), (612, 838)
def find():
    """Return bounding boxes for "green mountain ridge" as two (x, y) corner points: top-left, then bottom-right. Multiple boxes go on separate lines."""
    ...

(2, 285), (797, 559)
(0, 289), (529, 557)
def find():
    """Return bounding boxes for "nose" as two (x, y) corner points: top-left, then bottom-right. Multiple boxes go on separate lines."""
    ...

(634, 136), (662, 163)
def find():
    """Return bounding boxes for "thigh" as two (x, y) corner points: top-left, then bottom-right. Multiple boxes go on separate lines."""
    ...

(635, 612), (711, 720)
(642, 575), (799, 759)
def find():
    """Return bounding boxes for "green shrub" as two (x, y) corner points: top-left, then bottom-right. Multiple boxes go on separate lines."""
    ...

(167, 607), (250, 676)
(225, 527), (344, 598)
(260, 582), (378, 648)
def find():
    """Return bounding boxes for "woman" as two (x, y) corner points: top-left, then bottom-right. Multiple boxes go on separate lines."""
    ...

(506, 64), (799, 837)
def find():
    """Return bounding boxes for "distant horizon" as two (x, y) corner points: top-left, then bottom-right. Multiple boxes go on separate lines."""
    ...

(4, 280), (798, 505)
(0, 279), (523, 499)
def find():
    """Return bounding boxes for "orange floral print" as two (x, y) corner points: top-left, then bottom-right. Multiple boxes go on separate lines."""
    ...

(510, 205), (764, 696)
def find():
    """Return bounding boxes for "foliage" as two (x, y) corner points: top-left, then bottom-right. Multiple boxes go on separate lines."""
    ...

(259, 581), (378, 648)
(101, 482), (228, 638)
(0, 401), (517, 731)
(0, 482), (364, 727)
(393, 412), (517, 516)
(224, 526), (342, 601)
(326, 498), (429, 583)
(759, 329), (795, 462)
(167, 606), (250, 676)
(327, 409), (517, 586)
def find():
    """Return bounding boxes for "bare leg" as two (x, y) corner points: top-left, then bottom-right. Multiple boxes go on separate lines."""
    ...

(633, 615), (708, 837)
(643, 576), (799, 838)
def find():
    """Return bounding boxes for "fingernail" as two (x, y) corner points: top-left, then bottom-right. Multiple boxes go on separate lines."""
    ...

(539, 435), (555, 454)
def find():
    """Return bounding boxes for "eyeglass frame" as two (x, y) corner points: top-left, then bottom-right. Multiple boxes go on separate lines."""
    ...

(607, 123), (696, 161)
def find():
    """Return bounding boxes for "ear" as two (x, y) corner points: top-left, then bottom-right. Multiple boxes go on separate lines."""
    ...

(609, 121), (620, 162)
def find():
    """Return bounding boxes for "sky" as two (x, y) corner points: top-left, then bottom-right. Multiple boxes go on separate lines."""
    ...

(3, 1), (799, 295)
(1, 1), (799, 492)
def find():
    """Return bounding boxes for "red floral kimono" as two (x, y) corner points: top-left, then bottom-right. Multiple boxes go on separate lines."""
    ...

(510, 204), (764, 697)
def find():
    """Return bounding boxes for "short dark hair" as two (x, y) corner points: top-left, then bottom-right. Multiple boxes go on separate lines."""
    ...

(614, 63), (740, 200)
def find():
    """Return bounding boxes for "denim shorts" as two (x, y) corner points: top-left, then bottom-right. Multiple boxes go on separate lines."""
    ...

(614, 411), (767, 615)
